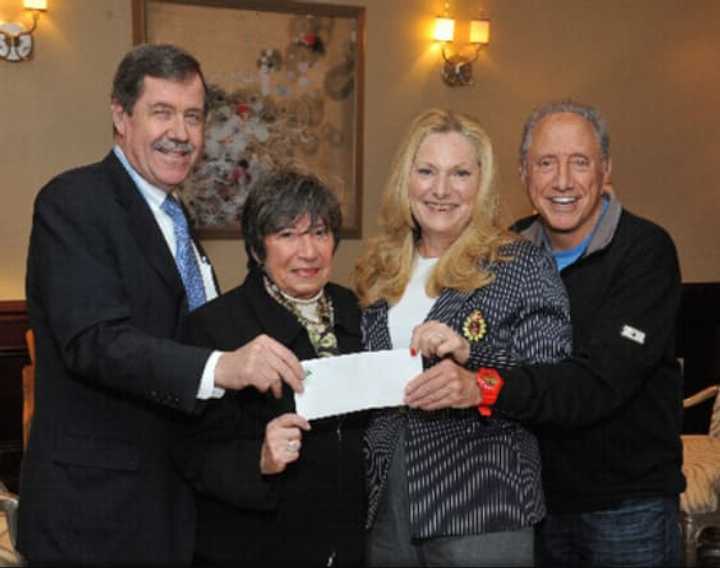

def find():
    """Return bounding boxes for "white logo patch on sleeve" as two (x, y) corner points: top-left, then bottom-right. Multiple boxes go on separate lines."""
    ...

(621, 324), (646, 345)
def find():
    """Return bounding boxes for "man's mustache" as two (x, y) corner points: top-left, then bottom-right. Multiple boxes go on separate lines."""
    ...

(152, 138), (195, 155)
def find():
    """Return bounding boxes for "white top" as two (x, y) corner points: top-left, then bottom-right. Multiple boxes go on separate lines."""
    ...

(388, 255), (438, 349)
(113, 145), (222, 400)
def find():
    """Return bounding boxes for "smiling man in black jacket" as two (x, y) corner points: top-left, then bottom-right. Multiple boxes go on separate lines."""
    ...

(478, 100), (684, 567)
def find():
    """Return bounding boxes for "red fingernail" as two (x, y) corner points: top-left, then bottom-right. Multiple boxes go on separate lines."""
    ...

(410, 348), (417, 357)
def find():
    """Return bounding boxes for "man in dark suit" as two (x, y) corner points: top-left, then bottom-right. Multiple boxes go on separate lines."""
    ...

(19, 44), (304, 565)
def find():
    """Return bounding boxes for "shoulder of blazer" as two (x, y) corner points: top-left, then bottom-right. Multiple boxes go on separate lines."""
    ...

(496, 238), (545, 263)
(36, 152), (153, 223)
(485, 238), (556, 284)
(34, 153), (118, 212)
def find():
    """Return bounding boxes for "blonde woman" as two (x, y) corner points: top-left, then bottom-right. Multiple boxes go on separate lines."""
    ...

(354, 109), (572, 566)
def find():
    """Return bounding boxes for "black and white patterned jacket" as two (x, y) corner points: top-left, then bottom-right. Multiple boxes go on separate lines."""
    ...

(363, 239), (572, 538)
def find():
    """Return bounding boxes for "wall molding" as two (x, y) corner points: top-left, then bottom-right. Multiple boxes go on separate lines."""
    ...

(0, 300), (28, 353)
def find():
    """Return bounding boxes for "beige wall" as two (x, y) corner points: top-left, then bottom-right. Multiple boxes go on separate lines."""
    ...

(2, 0), (719, 300)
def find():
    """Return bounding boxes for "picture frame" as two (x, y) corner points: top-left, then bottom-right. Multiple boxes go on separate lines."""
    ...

(132, 0), (365, 238)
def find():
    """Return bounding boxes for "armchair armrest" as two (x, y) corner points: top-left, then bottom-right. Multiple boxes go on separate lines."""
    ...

(683, 385), (720, 409)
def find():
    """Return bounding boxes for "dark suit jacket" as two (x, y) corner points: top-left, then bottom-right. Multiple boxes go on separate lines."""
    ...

(19, 151), (213, 564)
(174, 268), (366, 567)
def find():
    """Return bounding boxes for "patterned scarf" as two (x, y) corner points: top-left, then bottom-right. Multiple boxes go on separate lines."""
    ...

(263, 275), (339, 357)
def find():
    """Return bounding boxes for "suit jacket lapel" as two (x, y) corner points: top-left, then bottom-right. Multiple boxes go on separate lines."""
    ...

(243, 268), (307, 349)
(103, 152), (185, 301)
(328, 285), (362, 352)
(362, 300), (392, 351)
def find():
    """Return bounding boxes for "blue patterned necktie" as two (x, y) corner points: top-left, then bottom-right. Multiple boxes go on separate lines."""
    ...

(161, 195), (207, 311)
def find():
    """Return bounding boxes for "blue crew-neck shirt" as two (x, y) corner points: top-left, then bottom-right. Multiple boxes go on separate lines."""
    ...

(549, 198), (610, 272)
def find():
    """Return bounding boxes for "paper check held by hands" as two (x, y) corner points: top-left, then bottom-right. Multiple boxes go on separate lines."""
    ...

(295, 349), (422, 420)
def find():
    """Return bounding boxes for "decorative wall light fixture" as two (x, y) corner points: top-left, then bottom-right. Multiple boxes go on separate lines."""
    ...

(0, 0), (48, 63)
(433, 3), (490, 87)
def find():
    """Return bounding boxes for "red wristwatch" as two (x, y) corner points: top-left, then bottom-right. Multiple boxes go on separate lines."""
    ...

(475, 368), (504, 417)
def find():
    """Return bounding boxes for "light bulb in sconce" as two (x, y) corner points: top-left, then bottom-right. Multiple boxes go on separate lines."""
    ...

(0, 0), (48, 62)
(433, 17), (455, 43)
(23, 0), (48, 10)
(469, 19), (490, 46)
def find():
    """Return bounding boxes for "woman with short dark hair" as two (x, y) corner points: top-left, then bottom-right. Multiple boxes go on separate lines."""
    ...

(174, 170), (365, 566)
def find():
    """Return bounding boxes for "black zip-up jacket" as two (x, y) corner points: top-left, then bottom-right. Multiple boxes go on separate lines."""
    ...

(496, 196), (685, 513)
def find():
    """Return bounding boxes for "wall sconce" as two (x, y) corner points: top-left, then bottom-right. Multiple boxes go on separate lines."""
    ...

(0, 0), (48, 63)
(434, 10), (490, 87)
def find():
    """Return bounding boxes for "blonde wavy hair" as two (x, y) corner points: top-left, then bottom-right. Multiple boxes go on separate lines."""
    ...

(353, 108), (517, 308)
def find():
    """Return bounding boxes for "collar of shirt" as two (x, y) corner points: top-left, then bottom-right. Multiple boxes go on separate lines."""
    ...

(113, 145), (172, 215)
(552, 235), (591, 271)
(543, 196), (610, 272)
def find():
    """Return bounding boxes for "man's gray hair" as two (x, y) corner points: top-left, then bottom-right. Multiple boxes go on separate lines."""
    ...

(519, 100), (610, 171)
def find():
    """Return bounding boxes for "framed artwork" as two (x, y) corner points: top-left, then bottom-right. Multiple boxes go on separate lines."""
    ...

(132, 0), (365, 238)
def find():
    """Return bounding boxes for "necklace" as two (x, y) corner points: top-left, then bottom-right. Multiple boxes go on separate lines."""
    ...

(263, 275), (339, 357)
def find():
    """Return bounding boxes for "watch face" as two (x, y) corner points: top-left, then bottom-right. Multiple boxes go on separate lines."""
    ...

(477, 369), (502, 390)
(483, 375), (498, 387)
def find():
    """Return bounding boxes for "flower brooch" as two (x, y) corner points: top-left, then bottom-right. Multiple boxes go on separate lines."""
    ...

(463, 309), (487, 342)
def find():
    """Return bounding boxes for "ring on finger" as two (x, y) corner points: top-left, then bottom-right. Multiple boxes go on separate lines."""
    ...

(287, 440), (300, 453)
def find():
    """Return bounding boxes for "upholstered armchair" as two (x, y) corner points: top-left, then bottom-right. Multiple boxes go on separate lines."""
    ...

(0, 481), (20, 565)
(681, 384), (720, 566)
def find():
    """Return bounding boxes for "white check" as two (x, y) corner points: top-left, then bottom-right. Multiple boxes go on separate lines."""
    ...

(295, 349), (422, 420)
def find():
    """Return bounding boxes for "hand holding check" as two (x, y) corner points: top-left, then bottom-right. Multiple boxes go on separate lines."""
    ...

(215, 334), (305, 397)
